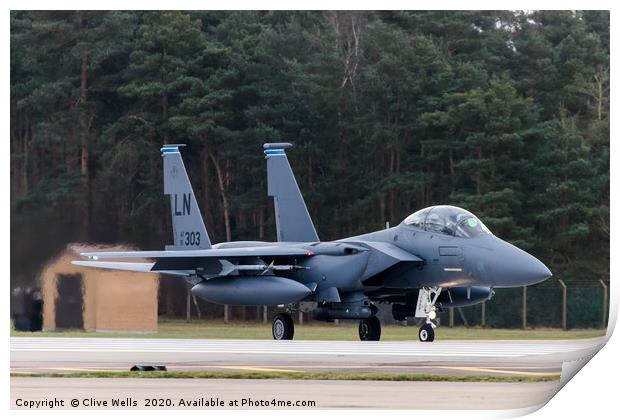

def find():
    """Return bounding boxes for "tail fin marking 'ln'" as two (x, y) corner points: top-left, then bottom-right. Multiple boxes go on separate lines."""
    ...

(264, 143), (319, 243)
(161, 145), (211, 250)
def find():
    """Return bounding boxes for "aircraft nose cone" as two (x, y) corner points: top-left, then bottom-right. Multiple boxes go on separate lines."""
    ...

(492, 239), (552, 287)
(518, 254), (553, 286)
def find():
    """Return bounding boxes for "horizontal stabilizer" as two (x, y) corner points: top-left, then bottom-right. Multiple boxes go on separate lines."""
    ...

(71, 260), (190, 277)
(80, 246), (312, 260)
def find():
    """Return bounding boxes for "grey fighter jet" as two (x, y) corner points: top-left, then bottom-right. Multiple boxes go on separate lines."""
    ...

(74, 143), (552, 342)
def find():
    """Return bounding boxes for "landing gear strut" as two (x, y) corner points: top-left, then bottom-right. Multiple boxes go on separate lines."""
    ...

(359, 316), (381, 341)
(272, 313), (294, 340)
(415, 286), (442, 342)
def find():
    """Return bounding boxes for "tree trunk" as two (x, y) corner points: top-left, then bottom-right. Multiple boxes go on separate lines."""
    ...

(258, 208), (264, 239)
(22, 113), (29, 196)
(161, 46), (168, 118)
(307, 153), (313, 187)
(79, 52), (92, 238)
(11, 109), (30, 198)
(207, 148), (232, 242)
(476, 147), (482, 195)
(237, 208), (244, 230)
(200, 148), (214, 232)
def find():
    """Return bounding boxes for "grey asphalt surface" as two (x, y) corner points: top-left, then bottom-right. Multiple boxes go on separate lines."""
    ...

(11, 377), (561, 410)
(11, 337), (603, 410)
(11, 337), (603, 376)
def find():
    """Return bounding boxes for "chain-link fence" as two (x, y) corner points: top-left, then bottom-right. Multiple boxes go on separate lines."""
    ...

(161, 277), (610, 329)
(436, 279), (609, 329)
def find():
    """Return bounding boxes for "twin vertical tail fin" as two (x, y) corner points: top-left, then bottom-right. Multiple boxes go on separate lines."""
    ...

(161, 145), (211, 250)
(264, 143), (319, 243)
(161, 142), (314, 248)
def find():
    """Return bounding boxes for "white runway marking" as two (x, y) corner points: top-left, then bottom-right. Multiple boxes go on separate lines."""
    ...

(10, 337), (605, 359)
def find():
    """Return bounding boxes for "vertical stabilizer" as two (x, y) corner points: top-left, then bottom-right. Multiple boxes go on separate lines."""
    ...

(161, 145), (211, 250)
(264, 143), (319, 243)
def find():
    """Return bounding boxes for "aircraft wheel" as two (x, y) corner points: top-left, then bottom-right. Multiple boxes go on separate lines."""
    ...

(359, 316), (381, 341)
(418, 324), (435, 342)
(272, 313), (294, 340)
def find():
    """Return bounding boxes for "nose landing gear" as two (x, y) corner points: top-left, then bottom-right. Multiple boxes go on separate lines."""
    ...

(418, 323), (435, 342)
(415, 287), (442, 342)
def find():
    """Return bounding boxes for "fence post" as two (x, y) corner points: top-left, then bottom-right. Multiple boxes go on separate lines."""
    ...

(263, 306), (268, 324)
(481, 301), (486, 328)
(558, 279), (567, 330)
(298, 311), (304, 324)
(186, 287), (191, 322)
(599, 279), (608, 328)
(192, 294), (202, 319)
(449, 307), (454, 327)
(522, 286), (527, 329)
(224, 304), (229, 323)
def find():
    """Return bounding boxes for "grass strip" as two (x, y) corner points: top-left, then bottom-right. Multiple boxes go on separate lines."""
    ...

(11, 370), (560, 383)
(10, 321), (606, 341)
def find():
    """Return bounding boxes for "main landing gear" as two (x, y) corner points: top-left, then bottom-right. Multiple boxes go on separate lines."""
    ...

(272, 311), (383, 342)
(271, 288), (442, 342)
(358, 316), (381, 341)
(272, 313), (294, 340)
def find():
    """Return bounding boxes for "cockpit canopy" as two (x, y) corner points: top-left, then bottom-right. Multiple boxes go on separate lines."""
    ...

(402, 205), (492, 238)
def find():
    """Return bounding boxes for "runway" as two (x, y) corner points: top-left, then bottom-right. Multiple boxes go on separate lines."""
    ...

(11, 336), (604, 376)
(11, 377), (560, 410)
(11, 337), (604, 410)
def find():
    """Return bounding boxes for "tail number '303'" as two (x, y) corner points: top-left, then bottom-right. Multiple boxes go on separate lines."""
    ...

(180, 231), (201, 246)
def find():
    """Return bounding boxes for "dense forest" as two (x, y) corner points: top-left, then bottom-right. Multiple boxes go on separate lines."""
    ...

(10, 11), (609, 287)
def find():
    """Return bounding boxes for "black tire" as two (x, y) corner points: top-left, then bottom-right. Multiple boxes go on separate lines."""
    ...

(272, 313), (294, 340)
(418, 324), (435, 342)
(359, 316), (381, 341)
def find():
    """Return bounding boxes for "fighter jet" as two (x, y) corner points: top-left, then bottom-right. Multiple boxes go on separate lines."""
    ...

(74, 143), (552, 342)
